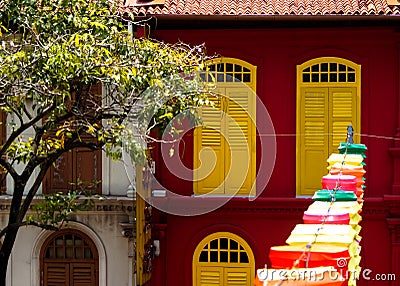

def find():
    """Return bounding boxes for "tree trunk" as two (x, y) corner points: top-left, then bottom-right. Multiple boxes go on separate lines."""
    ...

(0, 181), (25, 286)
(0, 224), (19, 286)
(0, 160), (51, 286)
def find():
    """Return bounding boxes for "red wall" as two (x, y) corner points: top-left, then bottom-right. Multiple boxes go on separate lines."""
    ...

(153, 27), (398, 198)
(148, 27), (400, 286)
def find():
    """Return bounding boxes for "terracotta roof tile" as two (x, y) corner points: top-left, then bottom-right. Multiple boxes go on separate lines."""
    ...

(125, 0), (400, 16)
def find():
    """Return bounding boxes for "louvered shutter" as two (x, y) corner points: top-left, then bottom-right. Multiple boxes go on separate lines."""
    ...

(299, 87), (358, 196)
(299, 88), (329, 195)
(43, 83), (102, 195)
(74, 148), (101, 193)
(194, 89), (225, 195)
(44, 152), (74, 194)
(44, 263), (69, 286)
(197, 266), (223, 285)
(44, 148), (101, 194)
(330, 88), (358, 152)
(224, 87), (255, 196)
(70, 263), (95, 286)
(224, 268), (251, 286)
(194, 87), (255, 196)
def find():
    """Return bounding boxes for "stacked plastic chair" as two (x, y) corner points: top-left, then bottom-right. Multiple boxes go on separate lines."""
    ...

(255, 127), (367, 286)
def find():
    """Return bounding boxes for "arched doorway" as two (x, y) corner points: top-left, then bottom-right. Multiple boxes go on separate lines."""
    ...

(40, 229), (99, 286)
(192, 232), (255, 285)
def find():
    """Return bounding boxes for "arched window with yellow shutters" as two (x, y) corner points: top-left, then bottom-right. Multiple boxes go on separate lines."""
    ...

(194, 58), (257, 196)
(296, 57), (361, 196)
(192, 232), (255, 286)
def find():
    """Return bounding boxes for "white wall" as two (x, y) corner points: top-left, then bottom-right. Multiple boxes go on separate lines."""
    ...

(4, 92), (135, 197)
(3, 212), (131, 286)
(5, 111), (41, 195)
(102, 152), (133, 196)
(2, 81), (135, 286)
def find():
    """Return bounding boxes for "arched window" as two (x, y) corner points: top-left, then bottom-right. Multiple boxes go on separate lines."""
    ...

(40, 229), (99, 286)
(301, 61), (357, 83)
(194, 57), (257, 196)
(200, 60), (254, 85)
(296, 57), (361, 196)
(192, 232), (255, 285)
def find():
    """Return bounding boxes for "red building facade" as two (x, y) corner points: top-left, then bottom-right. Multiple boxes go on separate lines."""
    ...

(129, 1), (400, 285)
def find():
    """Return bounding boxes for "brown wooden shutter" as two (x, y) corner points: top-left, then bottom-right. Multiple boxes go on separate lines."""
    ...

(70, 263), (95, 286)
(74, 148), (102, 194)
(43, 148), (102, 194)
(44, 263), (69, 286)
(44, 152), (74, 194)
(43, 83), (102, 194)
(43, 263), (96, 286)
(41, 230), (99, 286)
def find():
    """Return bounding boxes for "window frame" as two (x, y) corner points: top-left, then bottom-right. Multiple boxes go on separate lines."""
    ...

(192, 232), (255, 286)
(43, 83), (103, 195)
(40, 228), (99, 286)
(193, 57), (257, 197)
(296, 57), (361, 196)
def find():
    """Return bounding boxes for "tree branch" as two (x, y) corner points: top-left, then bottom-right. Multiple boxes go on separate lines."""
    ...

(0, 220), (59, 240)
(0, 99), (57, 155)
(0, 157), (18, 181)
(17, 159), (53, 224)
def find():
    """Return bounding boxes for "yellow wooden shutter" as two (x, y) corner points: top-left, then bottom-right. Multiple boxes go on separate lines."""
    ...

(330, 87), (358, 152)
(194, 58), (256, 196)
(224, 87), (255, 196)
(197, 267), (251, 286)
(299, 87), (329, 195)
(197, 266), (223, 285)
(299, 87), (358, 196)
(296, 58), (361, 196)
(194, 89), (225, 195)
(194, 87), (255, 196)
(224, 268), (251, 286)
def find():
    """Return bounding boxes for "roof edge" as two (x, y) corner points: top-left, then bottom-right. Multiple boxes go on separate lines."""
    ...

(130, 14), (400, 29)
(133, 14), (400, 21)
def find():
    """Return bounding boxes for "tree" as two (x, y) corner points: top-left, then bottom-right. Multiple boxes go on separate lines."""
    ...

(0, 0), (211, 283)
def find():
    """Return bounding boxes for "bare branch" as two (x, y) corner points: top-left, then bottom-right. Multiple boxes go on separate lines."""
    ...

(17, 159), (52, 224)
(0, 220), (59, 240)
